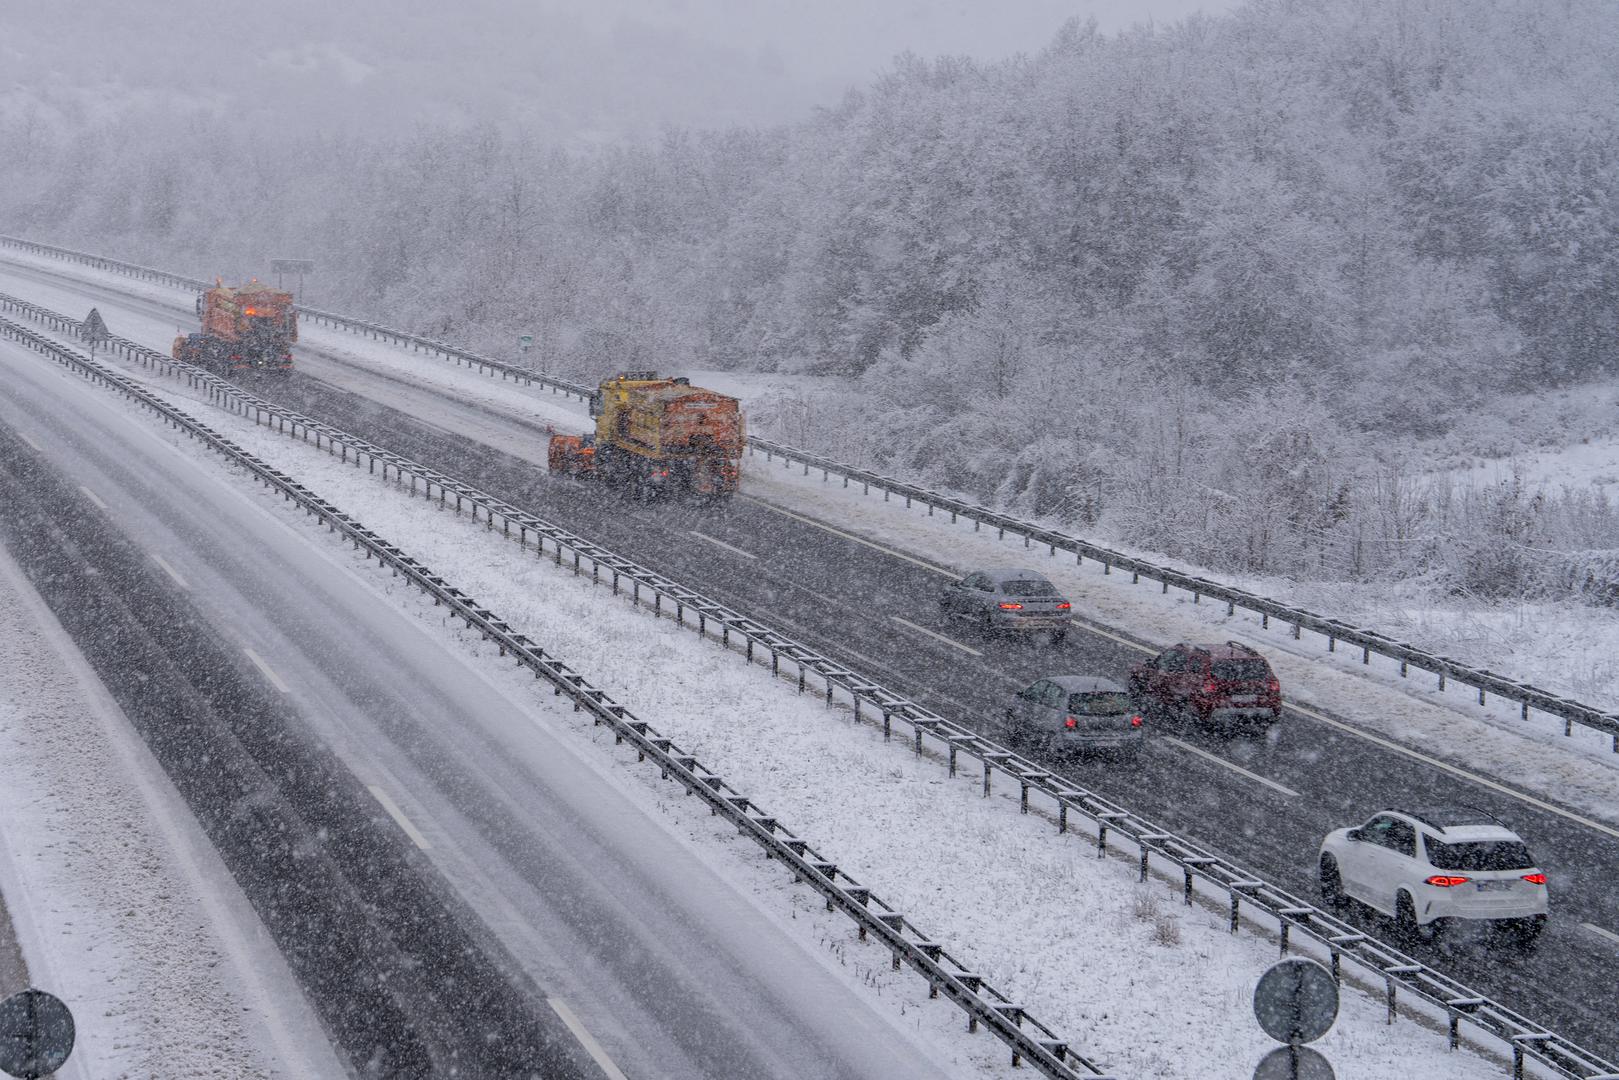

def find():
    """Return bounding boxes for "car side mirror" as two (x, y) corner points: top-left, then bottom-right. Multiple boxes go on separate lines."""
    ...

(1346, 828), (1362, 842)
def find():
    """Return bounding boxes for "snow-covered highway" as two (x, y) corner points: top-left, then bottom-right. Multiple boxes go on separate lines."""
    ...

(2, 254), (1616, 1077)
(0, 326), (975, 1079)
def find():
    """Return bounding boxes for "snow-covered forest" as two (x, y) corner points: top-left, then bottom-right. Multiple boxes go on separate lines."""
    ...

(4, 0), (1616, 598)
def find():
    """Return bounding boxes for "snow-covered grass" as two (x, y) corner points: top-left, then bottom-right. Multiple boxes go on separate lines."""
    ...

(10, 307), (1529, 1079)
(0, 517), (343, 1080)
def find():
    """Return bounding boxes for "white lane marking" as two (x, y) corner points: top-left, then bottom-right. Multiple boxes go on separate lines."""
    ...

(78, 485), (109, 509)
(746, 497), (1155, 658)
(1286, 701), (1619, 842)
(1162, 736), (1301, 798)
(367, 785), (432, 850)
(242, 647), (291, 694)
(547, 998), (630, 1080)
(741, 496), (956, 576)
(151, 553), (191, 590)
(1584, 922), (1619, 947)
(1070, 616), (1153, 654)
(18, 432), (43, 451)
(890, 616), (983, 657)
(769, 492), (1619, 839)
(689, 529), (757, 560)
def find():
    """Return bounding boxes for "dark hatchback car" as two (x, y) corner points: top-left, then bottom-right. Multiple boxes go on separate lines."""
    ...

(939, 568), (1072, 642)
(1128, 641), (1281, 731)
(999, 676), (1146, 758)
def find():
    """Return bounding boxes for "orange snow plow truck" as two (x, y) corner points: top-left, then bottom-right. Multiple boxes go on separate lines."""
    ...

(173, 280), (297, 376)
(548, 372), (743, 500)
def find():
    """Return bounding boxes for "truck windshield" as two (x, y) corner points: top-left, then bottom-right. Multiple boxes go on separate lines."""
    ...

(1068, 692), (1132, 715)
(1425, 839), (1535, 871)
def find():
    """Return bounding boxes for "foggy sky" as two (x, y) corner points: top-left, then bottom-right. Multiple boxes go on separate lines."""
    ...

(3, 0), (1234, 141)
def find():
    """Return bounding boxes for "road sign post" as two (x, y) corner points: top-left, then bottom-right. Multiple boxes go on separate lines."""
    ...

(0, 989), (75, 1079)
(1252, 957), (1338, 1080)
(81, 308), (109, 359)
(270, 259), (316, 301)
(518, 334), (534, 356)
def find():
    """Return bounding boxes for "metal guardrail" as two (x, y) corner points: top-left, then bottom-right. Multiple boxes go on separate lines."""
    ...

(4, 290), (1612, 1080)
(3, 231), (1611, 754)
(0, 302), (1110, 1079)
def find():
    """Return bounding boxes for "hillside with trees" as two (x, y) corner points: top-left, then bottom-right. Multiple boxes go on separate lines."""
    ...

(4, 0), (1617, 598)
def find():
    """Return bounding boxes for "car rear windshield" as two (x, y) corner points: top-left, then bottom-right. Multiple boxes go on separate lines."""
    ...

(1425, 839), (1536, 871)
(1213, 659), (1271, 680)
(1068, 692), (1133, 715)
(1001, 579), (1058, 597)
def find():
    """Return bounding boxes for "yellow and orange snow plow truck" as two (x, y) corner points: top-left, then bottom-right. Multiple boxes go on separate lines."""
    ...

(548, 371), (743, 500)
(173, 280), (296, 376)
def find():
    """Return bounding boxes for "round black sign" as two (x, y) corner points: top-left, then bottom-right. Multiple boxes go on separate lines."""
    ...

(1253, 1044), (1336, 1080)
(0, 990), (75, 1079)
(1253, 957), (1338, 1045)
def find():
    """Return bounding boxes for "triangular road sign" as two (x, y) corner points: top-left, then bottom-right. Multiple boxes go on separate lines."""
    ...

(82, 308), (110, 345)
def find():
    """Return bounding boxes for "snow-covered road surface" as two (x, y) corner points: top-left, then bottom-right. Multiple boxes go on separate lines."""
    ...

(0, 335), (979, 1079)
(2, 287), (1542, 1076)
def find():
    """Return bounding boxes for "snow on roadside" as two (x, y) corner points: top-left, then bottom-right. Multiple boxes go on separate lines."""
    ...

(0, 526), (344, 1080)
(4, 257), (1614, 833)
(32, 324), (1516, 1079)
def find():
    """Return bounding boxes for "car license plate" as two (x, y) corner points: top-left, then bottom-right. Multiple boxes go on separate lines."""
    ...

(1231, 694), (1258, 705)
(1476, 880), (1513, 892)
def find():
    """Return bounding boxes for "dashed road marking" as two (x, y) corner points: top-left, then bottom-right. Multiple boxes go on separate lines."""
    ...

(741, 497), (956, 576)
(242, 647), (291, 693)
(17, 432), (43, 451)
(1582, 922), (1619, 948)
(1162, 736), (1301, 798)
(367, 785), (432, 850)
(78, 485), (108, 509)
(1069, 616), (1153, 654)
(689, 529), (757, 560)
(1285, 701), (1619, 842)
(758, 497), (1619, 840)
(547, 998), (629, 1080)
(890, 616), (983, 657)
(151, 553), (190, 589)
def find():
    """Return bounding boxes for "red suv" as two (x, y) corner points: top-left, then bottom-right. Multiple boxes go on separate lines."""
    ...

(1127, 641), (1281, 731)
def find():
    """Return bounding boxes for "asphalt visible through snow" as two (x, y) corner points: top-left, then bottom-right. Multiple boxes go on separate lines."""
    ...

(254, 347), (1619, 1061)
(0, 338), (964, 1080)
(5, 258), (1618, 1063)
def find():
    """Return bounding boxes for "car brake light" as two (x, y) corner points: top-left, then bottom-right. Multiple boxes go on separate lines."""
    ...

(1424, 875), (1470, 887)
(1521, 872), (1546, 885)
(1064, 716), (1078, 729)
(1055, 601), (1071, 610)
(1130, 715), (1143, 727)
(1267, 677), (1280, 694)
(1202, 678), (1218, 695)
(998, 602), (1023, 610)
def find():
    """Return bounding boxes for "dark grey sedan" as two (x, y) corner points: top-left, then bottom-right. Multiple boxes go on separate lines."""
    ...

(939, 568), (1071, 641)
(998, 676), (1146, 757)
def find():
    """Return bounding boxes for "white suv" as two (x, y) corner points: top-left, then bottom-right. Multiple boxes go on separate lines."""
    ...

(1318, 809), (1548, 944)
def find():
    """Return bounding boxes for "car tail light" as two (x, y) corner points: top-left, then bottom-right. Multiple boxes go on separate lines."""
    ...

(1424, 875), (1470, 887)
(1064, 716), (1078, 729)
(998, 602), (1023, 610)
(1267, 677), (1280, 694)
(1055, 601), (1071, 610)
(1521, 872), (1547, 885)
(1130, 715), (1144, 727)
(1202, 678), (1218, 695)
